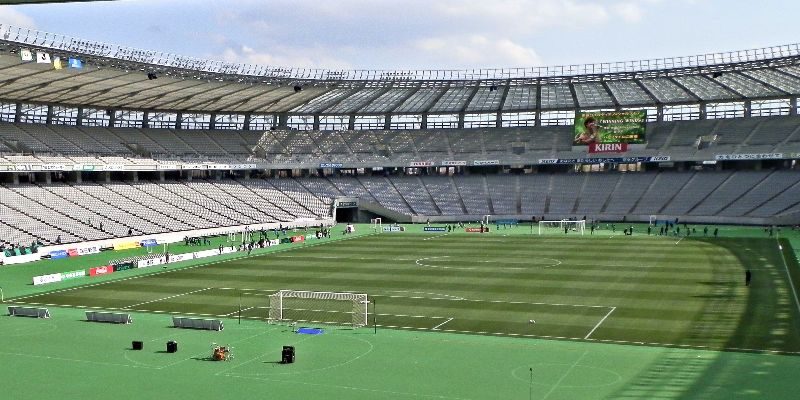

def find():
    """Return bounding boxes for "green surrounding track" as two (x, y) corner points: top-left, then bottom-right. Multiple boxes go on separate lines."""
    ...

(2, 223), (800, 399)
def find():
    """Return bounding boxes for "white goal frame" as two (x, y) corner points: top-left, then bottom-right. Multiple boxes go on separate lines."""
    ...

(538, 219), (585, 235)
(649, 215), (658, 226)
(371, 218), (382, 231)
(268, 290), (369, 328)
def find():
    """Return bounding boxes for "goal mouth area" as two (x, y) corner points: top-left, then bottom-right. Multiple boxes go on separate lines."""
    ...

(268, 290), (369, 329)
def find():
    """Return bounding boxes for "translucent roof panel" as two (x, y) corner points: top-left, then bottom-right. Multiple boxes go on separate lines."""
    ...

(672, 75), (736, 100)
(640, 78), (694, 103)
(360, 88), (415, 113)
(394, 88), (446, 113)
(713, 72), (782, 98)
(324, 88), (383, 114)
(502, 85), (537, 111)
(466, 86), (505, 112)
(742, 69), (800, 94)
(573, 82), (614, 108)
(605, 80), (653, 106)
(429, 87), (475, 113)
(539, 84), (574, 109)
(292, 89), (353, 113)
(778, 65), (800, 78)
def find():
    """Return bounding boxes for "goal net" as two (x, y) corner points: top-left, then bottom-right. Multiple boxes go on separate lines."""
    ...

(268, 290), (369, 328)
(370, 218), (382, 232)
(538, 220), (585, 235)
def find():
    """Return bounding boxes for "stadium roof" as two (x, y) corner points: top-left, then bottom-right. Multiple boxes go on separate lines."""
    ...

(0, 24), (799, 116)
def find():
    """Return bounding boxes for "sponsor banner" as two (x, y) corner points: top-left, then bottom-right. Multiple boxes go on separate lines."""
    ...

(157, 164), (181, 170)
(182, 163), (204, 170)
(192, 249), (219, 259)
(113, 262), (136, 272)
(714, 153), (784, 161)
(423, 227), (447, 232)
(337, 201), (357, 208)
(36, 51), (51, 64)
(45, 164), (66, 171)
(280, 237), (292, 244)
(229, 164), (257, 170)
(496, 219), (519, 225)
(140, 239), (158, 247)
(441, 160), (467, 166)
(538, 156), (670, 165)
(100, 164), (125, 171)
(33, 273), (63, 286)
(473, 160), (500, 166)
(77, 246), (100, 256)
(0, 165), (11, 171)
(382, 226), (405, 232)
(62, 269), (86, 281)
(269, 239), (281, 246)
(20, 48), (33, 62)
(588, 143), (628, 154)
(410, 161), (435, 167)
(290, 235), (305, 243)
(67, 249), (79, 257)
(50, 249), (69, 259)
(115, 241), (140, 251)
(574, 110), (647, 146)
(207, 164), (231, 170)
(137, 257), (167, 269)
(465, 227), (490, 233)
(68, 58), (83, 69)
(89, 265), (114, 277)
(305, 234), (316, 240)
(320, 163), (343, 169)
(167, 254), (188, 263)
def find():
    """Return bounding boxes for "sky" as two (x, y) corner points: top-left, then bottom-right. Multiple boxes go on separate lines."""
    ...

(1, 0), (799, 71)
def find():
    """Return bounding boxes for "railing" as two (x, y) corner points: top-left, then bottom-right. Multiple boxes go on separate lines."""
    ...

(2, 24), (799, 81)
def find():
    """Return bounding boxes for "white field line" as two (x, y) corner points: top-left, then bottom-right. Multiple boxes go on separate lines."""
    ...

(370, 293), (613, 309)
(432, 318), (454, 330)
(123, 287), (212, 309)
(675, 237), (684, 245)
(584, 306), (616, 339)
(10, 232), (376, 303)
(777, 239), (800, 315)
(222, 306), (256, 317)
(542, 350), (589, 400)
(423, 233), (451, 241)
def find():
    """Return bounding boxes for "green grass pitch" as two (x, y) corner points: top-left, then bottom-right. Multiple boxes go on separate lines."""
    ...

(3, 224), (800, 399)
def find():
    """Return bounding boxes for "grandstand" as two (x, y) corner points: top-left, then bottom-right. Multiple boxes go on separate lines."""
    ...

(1, 20), (800, 400)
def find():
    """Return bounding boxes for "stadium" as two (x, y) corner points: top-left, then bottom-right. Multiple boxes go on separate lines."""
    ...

(1, 2), (800, 399)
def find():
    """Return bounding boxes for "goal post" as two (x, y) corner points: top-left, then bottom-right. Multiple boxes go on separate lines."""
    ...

(267, 290), (369, 328)
(649, 215), (658, 226)
(538, 219), (586, 235)
(370, 218), (382, 232)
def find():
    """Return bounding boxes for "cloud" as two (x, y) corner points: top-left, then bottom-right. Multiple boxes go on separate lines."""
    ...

(219, 44), (353, 69)
(613, 2), (645, 22)
(414, 35), (543, 68)
(0, 8), (36, 29)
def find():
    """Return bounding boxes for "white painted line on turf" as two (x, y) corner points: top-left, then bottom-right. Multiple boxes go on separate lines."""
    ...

(675, 237), (684, 245)
(371, 293), (613, 309)
(423, 233), (451, 241)
(542, 350), (588, 400)
(222, 306), (256, 317)
(432, 318), (454, 330)
(9, 232), (376, 303)
(777, 239), (800, 315)
(584, 306), (616, 339)
(123, 287), (212, 309)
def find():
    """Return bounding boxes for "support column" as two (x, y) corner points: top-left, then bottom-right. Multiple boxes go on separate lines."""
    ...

(744, 100), (752, 118)
(45, 172), (52, 184)
(12, 172), (19, 185)
(313, 115), (321, 130)
(656, 105), (664, 122)
(107, 109), (116, 127)
(105, 171), (111, 183)
(76, 171), (82, 183)
(348, 115), (356, 131)
(132, 171), (139, 182)
(791, 97), (798, 116)
(421, 114), (428, 129)
(46, 104), (53, 125)
(76, 107), (84, 126)
(457, 112), (465, 129)
(159, 171), (165, 182)
(244, 113), (252, 130)
(699, 102), (708, 120)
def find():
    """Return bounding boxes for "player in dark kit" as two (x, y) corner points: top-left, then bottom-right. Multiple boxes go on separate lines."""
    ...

(745, 270), (752, 286)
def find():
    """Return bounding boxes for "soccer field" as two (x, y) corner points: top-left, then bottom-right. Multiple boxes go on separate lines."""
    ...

(14, 228), (800, 354)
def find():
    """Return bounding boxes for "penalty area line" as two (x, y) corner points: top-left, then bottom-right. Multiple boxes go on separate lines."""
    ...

(432, 318), (454, 330)
(584, 306), (616, 339)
